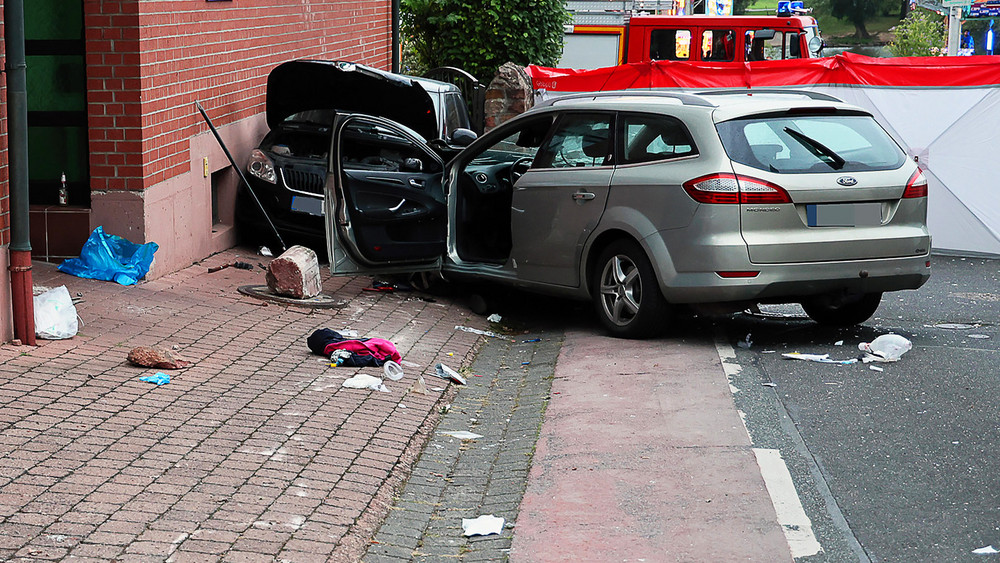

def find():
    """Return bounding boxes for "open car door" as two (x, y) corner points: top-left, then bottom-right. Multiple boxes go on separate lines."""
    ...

(325, 114), (447, 275)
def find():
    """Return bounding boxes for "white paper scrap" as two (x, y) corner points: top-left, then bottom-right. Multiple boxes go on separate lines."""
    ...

(441, 431), (484, 440)
(782, 352), (858, 365)
(487, 314), (502, 323)
(973, 545), (1000, 555)
(462, 514), (504, 537)
(869, 365), (884, 372)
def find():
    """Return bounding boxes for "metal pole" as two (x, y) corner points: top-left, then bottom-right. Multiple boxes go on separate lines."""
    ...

(5, 0), (37, 345)
(947, 6), (961, 56)
(392, 0), (400, 73)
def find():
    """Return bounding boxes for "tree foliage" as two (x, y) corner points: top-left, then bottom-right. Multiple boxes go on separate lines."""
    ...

(827, 0), (882, 38)
(401, 0), (569, 81)
(887, 9), (945, 56)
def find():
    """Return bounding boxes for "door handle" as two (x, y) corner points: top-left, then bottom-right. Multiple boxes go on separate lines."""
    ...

(409, 178), (425, 189)
(572, 191), (596, 201)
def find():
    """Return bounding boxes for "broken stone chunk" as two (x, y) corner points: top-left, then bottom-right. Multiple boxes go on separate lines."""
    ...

(127, 346), (190, 369)
(265, 245), (322, 299)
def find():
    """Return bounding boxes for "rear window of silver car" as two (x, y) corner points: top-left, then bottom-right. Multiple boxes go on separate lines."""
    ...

(716, 111), (906, 174)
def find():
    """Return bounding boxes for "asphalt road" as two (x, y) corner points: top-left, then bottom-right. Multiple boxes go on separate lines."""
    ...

(484, 253), (1000, 562)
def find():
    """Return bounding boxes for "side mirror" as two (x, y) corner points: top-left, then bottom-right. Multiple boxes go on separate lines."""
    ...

(809, 36), (825, 56)
(450, 128), (478, 147)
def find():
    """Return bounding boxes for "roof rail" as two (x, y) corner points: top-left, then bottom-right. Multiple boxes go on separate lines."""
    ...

(537, 90), (717, 108)
(694, 88), (843, 103)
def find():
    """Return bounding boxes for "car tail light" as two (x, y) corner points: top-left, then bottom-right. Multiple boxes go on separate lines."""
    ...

(683, 174), (791, 204)
(717, 271), (760, 278)
(903, 169), (927, 198)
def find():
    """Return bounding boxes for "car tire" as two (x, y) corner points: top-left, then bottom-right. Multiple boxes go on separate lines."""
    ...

(801, 292), (882, 326)
(592, 240), (670, 339)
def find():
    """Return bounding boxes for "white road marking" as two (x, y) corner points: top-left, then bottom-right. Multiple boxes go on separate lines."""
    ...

(718, 338), (823, 559)
(754, 448), (824, 558)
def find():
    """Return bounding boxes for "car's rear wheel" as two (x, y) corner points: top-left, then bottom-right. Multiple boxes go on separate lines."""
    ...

(592, 240), (669, 339)
(801, 292), (882, 326)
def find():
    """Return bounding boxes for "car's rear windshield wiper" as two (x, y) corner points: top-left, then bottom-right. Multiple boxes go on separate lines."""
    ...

(783, 127), (846, 170)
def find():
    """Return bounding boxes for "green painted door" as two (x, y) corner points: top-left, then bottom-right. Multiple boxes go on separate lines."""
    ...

(25, 0), (89, 207)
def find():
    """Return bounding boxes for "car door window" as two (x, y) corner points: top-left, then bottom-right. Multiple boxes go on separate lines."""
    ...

(650, 29), (692, 61)
(701, 29), (735, 61)
(621, 113), (697, 164)
(533, 114), (613, 169)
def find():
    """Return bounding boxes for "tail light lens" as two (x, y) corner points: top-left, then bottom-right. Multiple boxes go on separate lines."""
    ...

(683, 173), (791, 204)
(903, 169), (927, 198)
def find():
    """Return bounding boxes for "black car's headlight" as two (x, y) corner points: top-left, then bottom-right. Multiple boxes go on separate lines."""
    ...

(247, 149), (277, 184)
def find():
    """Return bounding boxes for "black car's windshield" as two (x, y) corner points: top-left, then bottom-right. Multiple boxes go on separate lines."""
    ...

(717, 111), (905, 173)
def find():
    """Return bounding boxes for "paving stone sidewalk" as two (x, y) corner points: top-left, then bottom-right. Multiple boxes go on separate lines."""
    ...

(364, 332), (562, 562)
(0, 248), (493, 562)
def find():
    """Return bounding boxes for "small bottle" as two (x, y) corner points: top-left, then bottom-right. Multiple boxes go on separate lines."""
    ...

(58, 172), (68, 206)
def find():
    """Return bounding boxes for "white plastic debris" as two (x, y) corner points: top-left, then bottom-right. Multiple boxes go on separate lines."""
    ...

(434, 363), (467, 385)
(869, 365), (884, 372)
(462, 515), (504, 537)
(859, 334), (912, 362)
(782, 352), (858, 365)
(383, 360), (404, 381)
(409, 375), (428, 395)
(973, 545), (1000, 555)
(454, 325), (507, 339)
(259, 246), (273, 257)
(342, 374), (388, 392)
(441, 431), (484, 440)
(935, 323), (977, 330)
(737, 333), (752, 349)
(487, 313), (502, 323)
(834, 340), (844, 346)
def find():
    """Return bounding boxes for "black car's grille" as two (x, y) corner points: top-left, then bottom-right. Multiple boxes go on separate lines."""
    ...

(281, 168), (325, 196)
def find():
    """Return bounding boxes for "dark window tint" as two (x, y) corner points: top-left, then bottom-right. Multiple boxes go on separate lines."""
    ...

(650, 29), (692, 61)
(701, 29), (736, 62)
(534, 114), (613, 169)
(621, 114), (697, 164)
(716, 112), (906, 174)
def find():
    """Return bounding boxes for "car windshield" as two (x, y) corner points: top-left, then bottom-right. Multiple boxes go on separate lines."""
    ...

(716, 111), (905, 173)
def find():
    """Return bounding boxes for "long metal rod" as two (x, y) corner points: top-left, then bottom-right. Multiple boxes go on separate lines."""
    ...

(195, 102), (287, 253)
(5, 0), (36, 345)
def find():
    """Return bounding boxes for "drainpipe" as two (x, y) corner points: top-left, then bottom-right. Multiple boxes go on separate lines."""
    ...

(4, 0), (36, 346)
(392, 0), (400, 73)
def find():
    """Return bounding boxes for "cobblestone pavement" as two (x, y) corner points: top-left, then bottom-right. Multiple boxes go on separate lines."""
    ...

(0, 248), (491, 562)
(364, 332), (562, 562)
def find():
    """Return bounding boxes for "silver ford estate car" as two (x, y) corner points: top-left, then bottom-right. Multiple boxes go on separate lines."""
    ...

(323, 90), (930, 338)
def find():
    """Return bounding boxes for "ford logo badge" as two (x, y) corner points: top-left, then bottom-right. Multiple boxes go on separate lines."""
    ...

(837, 176), (858, 186)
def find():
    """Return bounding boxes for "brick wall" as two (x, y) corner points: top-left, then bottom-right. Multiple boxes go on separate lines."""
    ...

(85, 0), (391, 194)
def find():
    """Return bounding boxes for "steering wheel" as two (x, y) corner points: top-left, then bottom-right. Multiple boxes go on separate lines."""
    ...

(509, 157), (533, 185)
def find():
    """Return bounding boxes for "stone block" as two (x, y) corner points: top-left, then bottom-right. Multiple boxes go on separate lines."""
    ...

(265, 245), (322, 299)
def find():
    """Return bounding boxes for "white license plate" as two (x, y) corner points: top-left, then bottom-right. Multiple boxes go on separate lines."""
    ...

(807, 203), (881, 227)
(291, 195), (324, 216)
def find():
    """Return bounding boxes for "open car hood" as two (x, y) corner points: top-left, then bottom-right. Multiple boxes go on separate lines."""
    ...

(265, 60), (437, 140)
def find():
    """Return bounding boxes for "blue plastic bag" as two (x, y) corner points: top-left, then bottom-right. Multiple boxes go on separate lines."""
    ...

(59, 226), (158, 286)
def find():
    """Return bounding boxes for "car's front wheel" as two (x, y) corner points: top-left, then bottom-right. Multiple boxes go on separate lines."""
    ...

(801, 292), (882, 326)
(592, 240), (669, 339)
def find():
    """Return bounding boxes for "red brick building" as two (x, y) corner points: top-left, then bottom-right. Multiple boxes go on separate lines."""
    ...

(0, 0), (392, 342)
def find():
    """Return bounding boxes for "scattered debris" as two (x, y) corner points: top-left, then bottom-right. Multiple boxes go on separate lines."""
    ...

(934, 323), (978, 330)
(259, 246), (273, 257)
(441, 431), (483, 440)
(208, 261), (254, 273)
(409, 375), (428, 395)
(762, 382), (777, 387)
(462, 514), (505, 537)
(973, 545), (1000, 555)
(737, 333), (752, 349)
(127, 346), (190, 369)
(869, 365), (884, 372)
(139, 372), (170, 386)
(968, 334), (991, 339)
(859, 334), (912, 362)
(383, 361), (404, 381)
(782, 352), (858, 365)
(342, 374), (388, 392)
(433, 363), (467, 385)
(363, 280), (397, 293)
(454, 325), (508, 339)
(487, 313), (502, 323)
(834, 340), (844, 346)
(33, 286), (79, 340)
(523, 338), (541, 343)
